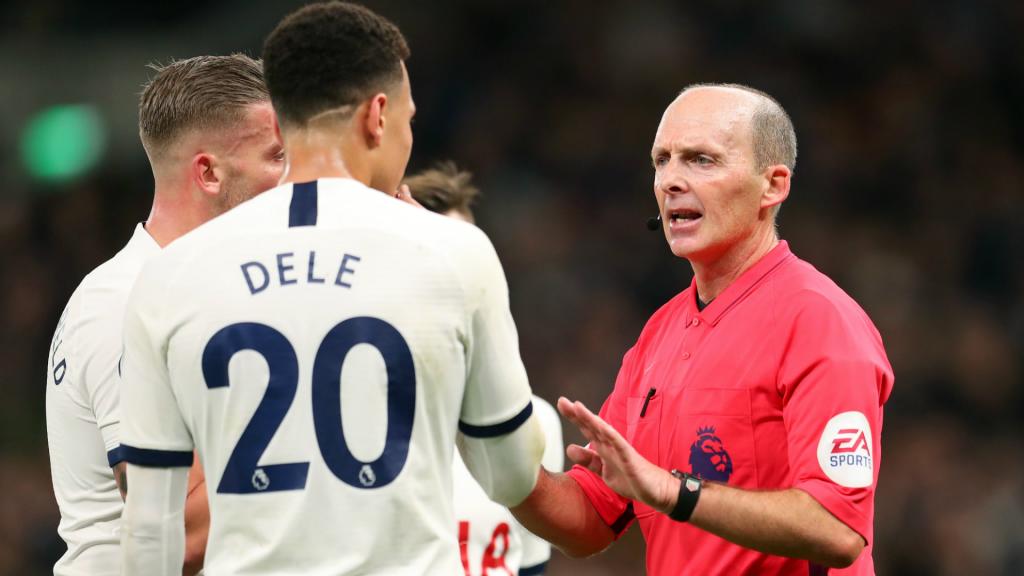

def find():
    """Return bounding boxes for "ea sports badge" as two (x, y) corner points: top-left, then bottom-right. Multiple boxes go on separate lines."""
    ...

(816, 411), (873, 488)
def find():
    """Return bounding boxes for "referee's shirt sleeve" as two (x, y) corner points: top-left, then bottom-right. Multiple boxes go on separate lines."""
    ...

(119, 259), (194, 468)
(778, 291), (894, 544)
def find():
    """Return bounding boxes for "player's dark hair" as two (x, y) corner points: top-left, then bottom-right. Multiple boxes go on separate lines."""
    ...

(138, 54), (268, 160)
(262, 1), (410, 128)
(404, 161), (480, 222)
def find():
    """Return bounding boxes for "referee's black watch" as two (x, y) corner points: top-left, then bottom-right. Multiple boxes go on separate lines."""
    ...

(668, 469), (702, 522)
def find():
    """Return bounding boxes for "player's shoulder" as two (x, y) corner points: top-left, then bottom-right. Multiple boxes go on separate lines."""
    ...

(324, 178), (501, 271)
(173, 184), (293, 248)
(139, 184), (293, 282)
(62, 225), (158, 327)
(324, 177), (492, 246)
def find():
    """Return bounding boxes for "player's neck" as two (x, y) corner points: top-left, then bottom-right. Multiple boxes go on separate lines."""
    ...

(690, 225), (779, 304)
(278, 131), (368, 187)
(145, 184), (211, 247)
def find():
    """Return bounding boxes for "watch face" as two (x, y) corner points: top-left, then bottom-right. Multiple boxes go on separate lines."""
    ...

(685, 477), (702, 492)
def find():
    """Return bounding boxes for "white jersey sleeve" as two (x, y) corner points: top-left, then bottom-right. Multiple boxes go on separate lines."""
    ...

(453, 395), (563, 576)
(514, 396), (564, 573)
(119, 260), (195, 465)
(121, 464), (189, 576)
(456, 227), (545, 507)
(118, 255), (195, 574)
(78, 304), (127, 458)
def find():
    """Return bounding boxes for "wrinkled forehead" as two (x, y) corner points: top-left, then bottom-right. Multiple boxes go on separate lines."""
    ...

(653, 88), (757, 150)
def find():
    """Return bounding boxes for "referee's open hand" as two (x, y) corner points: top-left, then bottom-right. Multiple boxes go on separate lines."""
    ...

(557, 397), (679, 515)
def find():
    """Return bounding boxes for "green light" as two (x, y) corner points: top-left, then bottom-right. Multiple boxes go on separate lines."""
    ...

(20, 104), (107, 183)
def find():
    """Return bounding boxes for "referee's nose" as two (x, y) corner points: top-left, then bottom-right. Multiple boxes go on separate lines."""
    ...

(656, 165), (688, 197)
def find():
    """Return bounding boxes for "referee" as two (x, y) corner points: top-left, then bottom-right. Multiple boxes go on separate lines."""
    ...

(513, 84), (893, 575)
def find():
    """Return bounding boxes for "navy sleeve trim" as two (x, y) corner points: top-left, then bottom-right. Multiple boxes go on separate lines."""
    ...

(610, 502), (635, 535)
(289, 181), (319, 227)
(520, 561), (548, 575)
(106, 446), (124, 467)
(458, 401), (533, 438)
(120, 445), (194, 468)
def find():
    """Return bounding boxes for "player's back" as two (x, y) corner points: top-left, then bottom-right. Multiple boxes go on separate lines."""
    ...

(123, 178), (535, 575)
(46, 225), (157, 575)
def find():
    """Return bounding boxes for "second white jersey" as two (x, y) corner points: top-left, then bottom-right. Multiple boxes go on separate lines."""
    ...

(120, 178), (543, 575)
(46, 224), (158, 576)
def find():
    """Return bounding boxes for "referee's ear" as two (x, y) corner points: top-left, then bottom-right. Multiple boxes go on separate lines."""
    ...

(760, 163), (791, 213)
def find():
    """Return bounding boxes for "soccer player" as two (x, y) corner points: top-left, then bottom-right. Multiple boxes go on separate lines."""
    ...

(404, 162), (564, 576)
(512, 84), (894, 575)
(45, 54), (283, 576)
(117, 3), (545, 575)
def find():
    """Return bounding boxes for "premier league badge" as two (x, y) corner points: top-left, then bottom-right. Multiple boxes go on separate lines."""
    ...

(689, 425), (733, 482)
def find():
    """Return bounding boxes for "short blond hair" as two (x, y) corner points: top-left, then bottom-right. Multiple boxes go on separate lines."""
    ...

(139, 54), (268, 159)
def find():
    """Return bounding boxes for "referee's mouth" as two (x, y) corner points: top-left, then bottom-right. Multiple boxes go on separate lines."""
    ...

(667, 208), (703, 230)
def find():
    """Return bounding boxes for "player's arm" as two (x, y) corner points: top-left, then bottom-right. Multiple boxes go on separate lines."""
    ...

(118, 258), (196, 574)
(456, 228), (544, 507)
(558, 398), (864, 568)
(513, 351), (642, 558)
(122, 464), (190, 575)
(182, 457), (209, 576)
(511, 468), (616, 558)
(114, 461), (128, 501)
(114, 455), (207, 575)
(514, 397), (566, 574)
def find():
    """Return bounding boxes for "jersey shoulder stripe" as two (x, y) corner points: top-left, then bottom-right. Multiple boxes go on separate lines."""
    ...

(459, 401), (533, 438)
(120, 445), (193, 468)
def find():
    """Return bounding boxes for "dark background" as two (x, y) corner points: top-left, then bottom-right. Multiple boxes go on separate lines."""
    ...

(1, 1), (1022, 574)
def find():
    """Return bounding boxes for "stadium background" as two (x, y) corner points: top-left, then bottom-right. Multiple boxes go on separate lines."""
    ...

(1, 0), (1022, 573)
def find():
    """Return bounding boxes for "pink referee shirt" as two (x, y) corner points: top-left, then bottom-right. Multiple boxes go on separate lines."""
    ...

(568, 241), (893, 575)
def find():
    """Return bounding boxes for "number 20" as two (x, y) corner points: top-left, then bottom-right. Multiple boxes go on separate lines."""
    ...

(201, 317), (416, 494)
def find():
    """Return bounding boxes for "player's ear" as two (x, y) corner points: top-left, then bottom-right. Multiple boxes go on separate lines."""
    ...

(363, 92), (388, 149)
(760, 163), (790, 211)
(192, 152), (223, 197)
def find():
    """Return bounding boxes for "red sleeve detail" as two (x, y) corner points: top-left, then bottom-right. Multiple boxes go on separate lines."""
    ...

(566, 465), (633, 536)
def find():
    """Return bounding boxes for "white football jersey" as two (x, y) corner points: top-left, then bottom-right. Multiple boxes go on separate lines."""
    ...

(119, 178), (544, 576)
(454, 395), (563, 576)
(46, 224), (158, 576)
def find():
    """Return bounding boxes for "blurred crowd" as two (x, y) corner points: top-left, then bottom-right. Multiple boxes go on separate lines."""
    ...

(1, 1), (1022, 574)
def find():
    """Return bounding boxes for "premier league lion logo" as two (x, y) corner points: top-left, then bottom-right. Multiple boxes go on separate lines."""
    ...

(689, 426), (733, 482)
